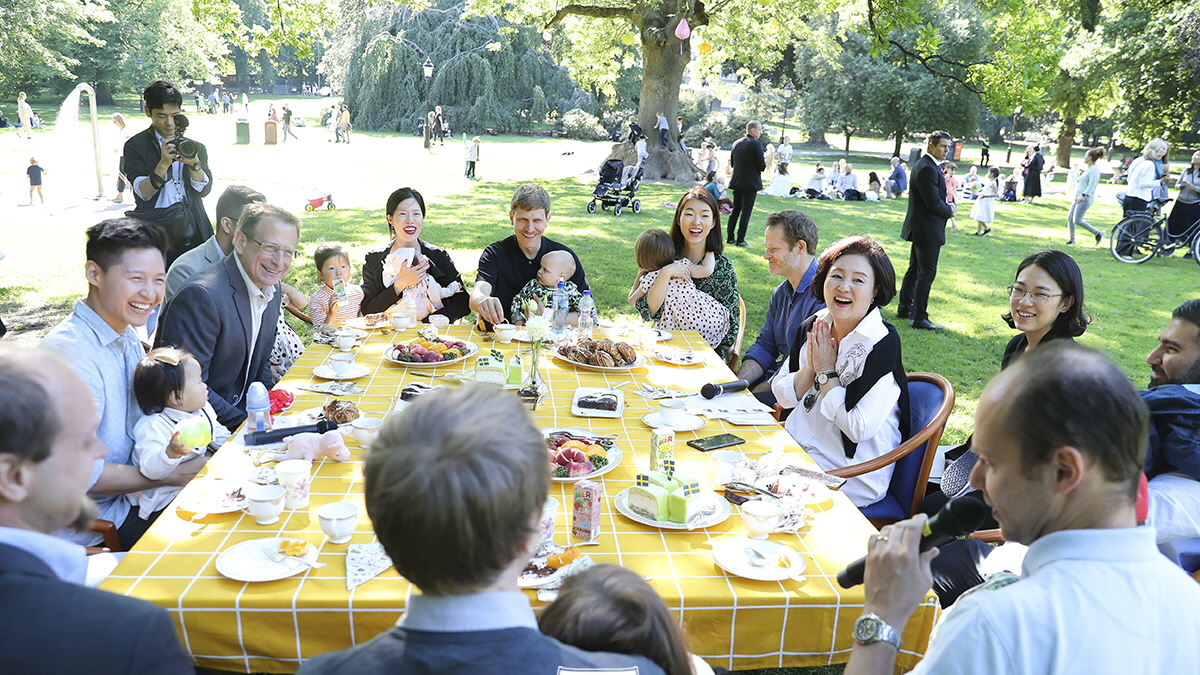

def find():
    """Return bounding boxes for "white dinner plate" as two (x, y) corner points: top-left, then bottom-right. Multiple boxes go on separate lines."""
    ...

(216, 537), (319, 582)
(313, 364), (371, 380)
(328, 327), (368, 340)
(544, 427), (623, 483)
(343, 316), (392, 331)
(652, 348), (702, 366)
(712, 538), (807, 581)
(570, 387), (625, 418)
(654, 329), (674, 342)
(614, 488), (731, 530)
(174, 478), (249, 515)
(641, 411), (706, 432)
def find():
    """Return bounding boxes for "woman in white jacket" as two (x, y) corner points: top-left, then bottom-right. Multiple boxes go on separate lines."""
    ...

(1125, 138), (1169, 214)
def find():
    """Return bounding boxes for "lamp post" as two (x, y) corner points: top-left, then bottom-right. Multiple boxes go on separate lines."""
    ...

(1006, 106), (1022, 164)
(421, 58), (434, 148)
(782, 82), (793, 131)
(422, 58), (434, 79)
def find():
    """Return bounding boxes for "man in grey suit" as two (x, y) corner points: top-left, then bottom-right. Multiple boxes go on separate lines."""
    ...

(0, 347), (192, 674)
(897, 131), (956, 331)
(156, 203), (301, 430)
(165, 185), (266, 302)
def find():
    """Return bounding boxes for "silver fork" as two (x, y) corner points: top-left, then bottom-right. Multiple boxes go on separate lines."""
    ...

(262, 541), (326, 569)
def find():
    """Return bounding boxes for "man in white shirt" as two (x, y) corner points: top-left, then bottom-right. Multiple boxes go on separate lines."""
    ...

(0, 347), (192, 673)
(844, 342), (1200, 675)
(165, 185), (266, 302)
(156, 203), (300, 430)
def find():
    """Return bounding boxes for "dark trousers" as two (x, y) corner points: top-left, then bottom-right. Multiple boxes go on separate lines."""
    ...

(116, 505), (162, 551)
(659, 128), (670, 149)
(466, 160), (476, 179)
(898, 242), (941, 323)
(727, 189), (757, 243)
(980, 148), (989, 166)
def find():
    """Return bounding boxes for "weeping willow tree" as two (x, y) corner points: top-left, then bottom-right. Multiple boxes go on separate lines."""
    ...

(330, 0), (593, 133)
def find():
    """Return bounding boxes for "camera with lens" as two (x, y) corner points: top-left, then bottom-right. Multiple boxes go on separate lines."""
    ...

(171, 113), (199, 161)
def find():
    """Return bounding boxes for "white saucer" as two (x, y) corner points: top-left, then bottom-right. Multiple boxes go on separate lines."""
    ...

(642, 411), (705, 432)
(313, 364), (371, 380)
(712, 538), (806, 581)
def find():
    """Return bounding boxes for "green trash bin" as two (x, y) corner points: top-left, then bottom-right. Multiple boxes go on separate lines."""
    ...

(236, 119), (250, 145)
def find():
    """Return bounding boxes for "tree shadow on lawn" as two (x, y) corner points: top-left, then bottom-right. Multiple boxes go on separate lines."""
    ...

(0, 288), (78, 346)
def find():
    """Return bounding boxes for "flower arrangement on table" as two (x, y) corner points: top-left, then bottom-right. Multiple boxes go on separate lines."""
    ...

(522, 314), (552, 394)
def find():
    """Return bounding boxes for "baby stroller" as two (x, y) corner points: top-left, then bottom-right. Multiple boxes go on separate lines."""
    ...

(587, 159), (643, 216)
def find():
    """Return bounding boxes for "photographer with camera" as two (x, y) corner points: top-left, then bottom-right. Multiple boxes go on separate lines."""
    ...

(124, 80), (214, 267)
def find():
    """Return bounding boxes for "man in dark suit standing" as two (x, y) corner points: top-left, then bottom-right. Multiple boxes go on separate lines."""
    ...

(124, 80), (213, 267)
(727, 120), (766, 247)
(156, 203), (301, 431)
(897, 131), (956, 331)
(0, 347), (192, 674)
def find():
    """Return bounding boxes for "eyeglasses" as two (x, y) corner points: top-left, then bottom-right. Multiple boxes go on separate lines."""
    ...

(250, 237), (296, 260)
(1006, 285), (1063, 304)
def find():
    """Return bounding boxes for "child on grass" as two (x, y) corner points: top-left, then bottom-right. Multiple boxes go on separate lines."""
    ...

(132, 347), (230, 520)
(309, 242), (365, 328)
(943, 162), (960, 230)
(510, 250), (582, 325)
(540, 564), (715, 675)
(27, 157), (45, 204)
(627, 228), (729, 347)
(463, 133), (481, 179)
(971, 166), (1001, 236)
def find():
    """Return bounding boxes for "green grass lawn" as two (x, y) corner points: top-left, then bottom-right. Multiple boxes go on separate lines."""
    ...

(3, 98), (1197, 447)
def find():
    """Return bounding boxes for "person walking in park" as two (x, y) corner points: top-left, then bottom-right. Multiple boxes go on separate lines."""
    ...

(281, 104), (299, 142)
(26, 157), (46, 204)
(111, 113), (132, 203)
(727, 121), (766, 247)
(971, 167), (1001, 236)
(1022, 144), (1045, 203)
(980, 138), (990, 166)
(16, 92), (33, 139)
(431, 106), (446, 146)
(897, 130), (956, 331)
(1066, 147), (1106, 245)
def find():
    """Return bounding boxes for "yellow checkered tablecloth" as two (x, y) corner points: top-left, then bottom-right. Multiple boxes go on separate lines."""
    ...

(99, 327), (939, 673)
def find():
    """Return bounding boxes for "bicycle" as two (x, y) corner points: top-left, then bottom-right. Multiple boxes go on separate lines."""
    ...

(1110, 197), (1200, 264)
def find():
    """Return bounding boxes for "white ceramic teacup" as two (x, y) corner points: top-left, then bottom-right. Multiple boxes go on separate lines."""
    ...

(495, 323), (517, 343)
(351, 417), (383, 447)
(741, 500), (780, 540)
(428, 315), (450, 330)
(597, 321), (620, 339)
(658, 399), (689, 427)
(242, 484), (286, 525)
(276, 459), (313, 509)
(709, 449), (746, 490)
(391, 312), (410, 330)
(329, 352), (357, 377)
(317, 502), (359, 544)
(334, 332), (356, 351)
(540, 496), (559, 543)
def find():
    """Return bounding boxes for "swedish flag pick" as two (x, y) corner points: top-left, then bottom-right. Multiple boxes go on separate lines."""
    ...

(636, 474), (650, 487)
(682, 481), (700, 497)
(662, 458), (676, 478)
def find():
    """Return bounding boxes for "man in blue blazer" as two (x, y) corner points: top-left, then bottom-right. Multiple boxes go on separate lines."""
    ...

(897, 131), (956, 330)
(0, 348), (192, 674)
(156, 203), (301, 431)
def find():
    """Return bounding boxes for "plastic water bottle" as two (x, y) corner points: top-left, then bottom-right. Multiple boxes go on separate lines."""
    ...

(246, 382), (272, 433)
(578, 290), (596, 339)
(403, 289), (418, 328)
(551, 280), (569, 334)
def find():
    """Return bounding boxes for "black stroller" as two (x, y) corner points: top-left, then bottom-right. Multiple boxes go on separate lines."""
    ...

(587, 159), (643, 216)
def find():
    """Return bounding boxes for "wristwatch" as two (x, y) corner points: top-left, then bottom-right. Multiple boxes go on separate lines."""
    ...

(815, 370), (839, 386)
(853, 613), (902, 651)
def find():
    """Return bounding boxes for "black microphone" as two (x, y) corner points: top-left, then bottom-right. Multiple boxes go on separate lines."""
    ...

(244, 420), (339, 446)
(836, 496), (988, 589)
(701, 380), (749, 399)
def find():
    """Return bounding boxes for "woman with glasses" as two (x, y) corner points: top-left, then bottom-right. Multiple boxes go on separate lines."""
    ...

(360, 187), (470, 323)
(771, 236), (909, 508)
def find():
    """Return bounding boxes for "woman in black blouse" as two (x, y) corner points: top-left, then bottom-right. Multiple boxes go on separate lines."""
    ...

(360, 187), (470, 322)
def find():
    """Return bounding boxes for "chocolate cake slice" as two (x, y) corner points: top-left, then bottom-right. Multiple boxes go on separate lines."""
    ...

(577, 392), (619, 411)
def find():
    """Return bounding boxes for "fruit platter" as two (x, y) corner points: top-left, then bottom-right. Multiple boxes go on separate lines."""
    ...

(383, 337), (478, 368)
(544, 427), (623, 483)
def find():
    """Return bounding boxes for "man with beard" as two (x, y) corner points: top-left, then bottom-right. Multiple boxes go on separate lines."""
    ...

(0, 348), (192, 673)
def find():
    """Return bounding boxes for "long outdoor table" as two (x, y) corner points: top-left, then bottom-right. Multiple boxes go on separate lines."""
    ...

(99, 326), (939, 673)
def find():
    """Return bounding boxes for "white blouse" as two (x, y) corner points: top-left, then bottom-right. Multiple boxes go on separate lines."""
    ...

(771, 307), (902, 507)
(1126, 157), (1159, 201)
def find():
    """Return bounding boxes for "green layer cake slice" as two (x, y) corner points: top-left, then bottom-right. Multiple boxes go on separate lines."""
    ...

(627, 474), (670, 521)
(667, 474), (704, 524)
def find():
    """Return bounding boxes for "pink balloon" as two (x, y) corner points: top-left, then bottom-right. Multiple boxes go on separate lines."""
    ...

(674, 18), (691, 40)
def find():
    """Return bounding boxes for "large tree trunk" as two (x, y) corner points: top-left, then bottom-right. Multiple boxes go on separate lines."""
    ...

(804, 128), (826, 147)
(1056, 115), (1077, 169)
(892, 132), (904, 159)
(843, 128), (854, 157)
(94, 80), (115, 108)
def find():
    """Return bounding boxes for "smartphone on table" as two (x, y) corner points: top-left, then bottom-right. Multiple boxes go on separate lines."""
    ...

(687, 433), (746, 452)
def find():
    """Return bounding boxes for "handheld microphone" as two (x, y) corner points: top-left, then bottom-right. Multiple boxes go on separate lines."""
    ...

(244, 420), (339, 446)
(701, 380), (749, 399)
(836, 496), (987, 589)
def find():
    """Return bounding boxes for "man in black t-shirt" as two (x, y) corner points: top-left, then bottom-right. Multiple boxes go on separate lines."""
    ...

(470, 184), (589, 325)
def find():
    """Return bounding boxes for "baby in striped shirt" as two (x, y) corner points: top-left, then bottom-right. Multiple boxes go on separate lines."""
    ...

(310, 242), (364, 328)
